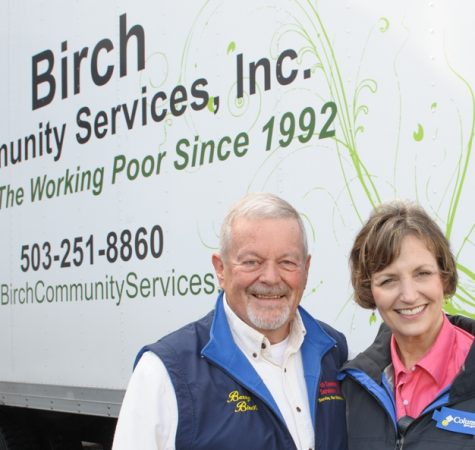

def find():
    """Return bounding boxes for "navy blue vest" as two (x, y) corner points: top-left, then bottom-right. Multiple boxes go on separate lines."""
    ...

(136, 295), (348, 450)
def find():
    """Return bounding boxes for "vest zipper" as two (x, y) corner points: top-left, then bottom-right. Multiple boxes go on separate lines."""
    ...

(395, 435), (404, 450)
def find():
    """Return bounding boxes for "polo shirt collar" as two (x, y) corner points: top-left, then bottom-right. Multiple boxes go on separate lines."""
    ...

(391, 313), (454, 385)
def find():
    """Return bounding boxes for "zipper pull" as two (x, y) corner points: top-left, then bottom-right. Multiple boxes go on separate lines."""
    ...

(395, 415), (413, 449)
(395, 435), (404, 450)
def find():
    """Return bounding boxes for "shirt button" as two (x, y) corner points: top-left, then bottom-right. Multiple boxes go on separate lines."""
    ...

(403, 399), (409, 406)
(252, 352), (257, 358)
(261, 343), (266, 349)
(296, 406), (301, 412)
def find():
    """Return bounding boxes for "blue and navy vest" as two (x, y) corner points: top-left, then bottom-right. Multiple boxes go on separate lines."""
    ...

(135, 294), (348, 450)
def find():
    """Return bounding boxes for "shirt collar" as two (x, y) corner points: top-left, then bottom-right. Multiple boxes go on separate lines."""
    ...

(222, 293), (306, 364)
(391, 314), (455, 384)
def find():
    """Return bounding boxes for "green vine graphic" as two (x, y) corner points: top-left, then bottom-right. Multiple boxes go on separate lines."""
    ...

(288, 0), (475, 319)
(180, 1), (475, 320)
(242, 0), (475, 320)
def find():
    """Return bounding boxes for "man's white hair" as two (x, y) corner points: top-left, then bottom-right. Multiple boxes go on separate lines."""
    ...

(219, 192), (308, 260)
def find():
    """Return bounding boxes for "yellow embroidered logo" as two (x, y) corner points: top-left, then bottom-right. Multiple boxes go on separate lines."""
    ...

(318, 395), (344, 403)
(226, 390), (259, 413)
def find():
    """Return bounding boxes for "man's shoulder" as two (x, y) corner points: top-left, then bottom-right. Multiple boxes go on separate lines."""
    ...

(316, 318), (346, 342)
(299, 306), (346, 342)
(298, 306), (348, 364)
(134, 309), (215, 368)
(160, 309), (215, 344)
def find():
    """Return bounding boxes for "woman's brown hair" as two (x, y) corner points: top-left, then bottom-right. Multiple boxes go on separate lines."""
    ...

(350, 200), (457, 309)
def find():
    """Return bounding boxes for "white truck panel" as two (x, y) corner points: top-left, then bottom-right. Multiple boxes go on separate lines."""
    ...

(1, 1), (474, 421)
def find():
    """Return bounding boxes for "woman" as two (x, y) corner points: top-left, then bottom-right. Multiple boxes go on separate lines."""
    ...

(340, 200), (475, 449)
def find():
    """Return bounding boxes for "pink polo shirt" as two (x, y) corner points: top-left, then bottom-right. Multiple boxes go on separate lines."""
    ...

(391, 314), (474, 419)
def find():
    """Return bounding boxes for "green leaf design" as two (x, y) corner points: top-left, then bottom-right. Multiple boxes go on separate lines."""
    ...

(207, 97), (215, 112)
(379, 17), (390, 32)
(413, 123), (424, 141)
(369, 312), (377, 325)
(227, 41), (236, 54)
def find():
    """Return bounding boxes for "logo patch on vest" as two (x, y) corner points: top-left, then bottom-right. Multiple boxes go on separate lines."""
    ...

(226, 390), (259, 413)
(433, 407), (475, 436)
(317, 380), (344, 403)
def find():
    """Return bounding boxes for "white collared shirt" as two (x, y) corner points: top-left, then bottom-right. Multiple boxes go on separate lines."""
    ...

(112, 296), (315, 450)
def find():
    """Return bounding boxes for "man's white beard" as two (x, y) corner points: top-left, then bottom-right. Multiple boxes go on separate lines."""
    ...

(246, 301), (291, 330)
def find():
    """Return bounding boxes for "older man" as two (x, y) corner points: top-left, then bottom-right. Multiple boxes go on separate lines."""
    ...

(113, 192), (348, 450)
